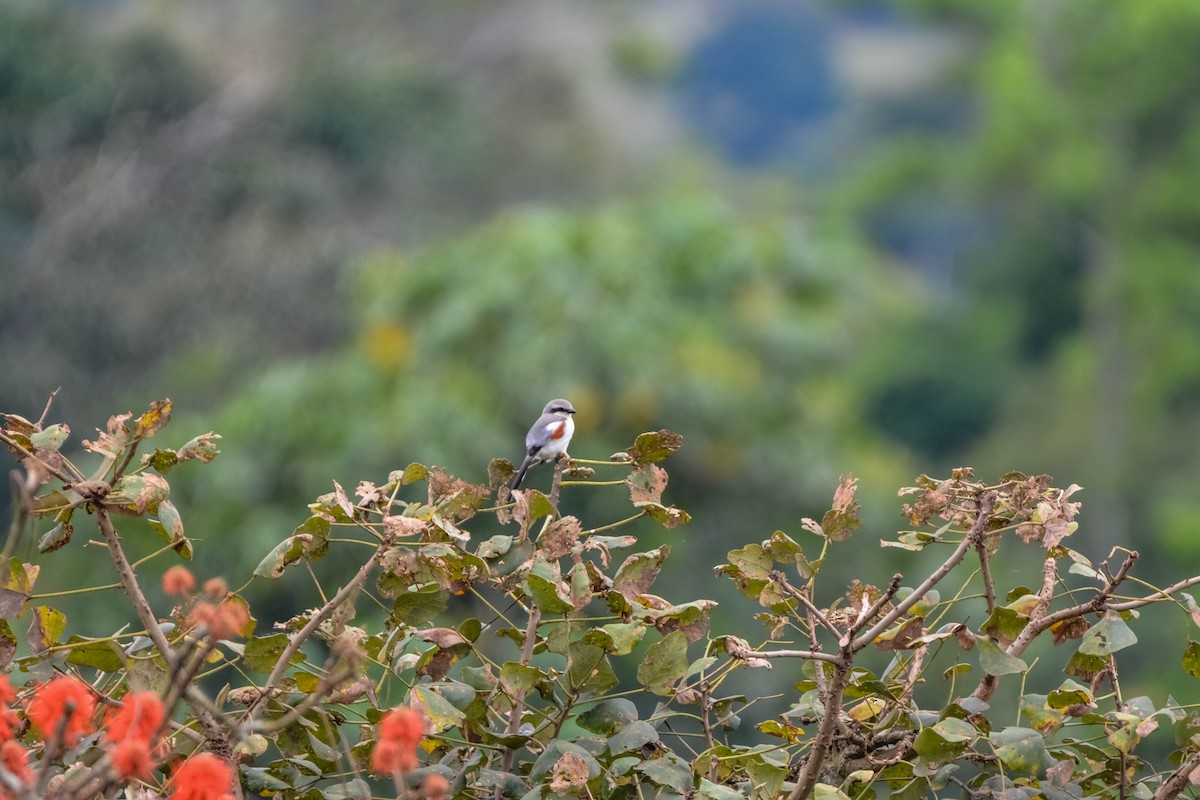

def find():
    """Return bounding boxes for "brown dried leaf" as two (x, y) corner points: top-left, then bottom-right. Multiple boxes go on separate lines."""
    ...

(548, 752), (590, 793)
(135, 399), (172, 438)
(383, 515), (427, 538)
(538, 516), (582, 559)
(628, 464), (668, 505)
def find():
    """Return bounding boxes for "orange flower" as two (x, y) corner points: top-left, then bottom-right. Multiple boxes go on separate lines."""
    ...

(0, 677), (19, 742)
(104, 692), (165, 743)
(203, 578), (228, 599)
(0, 740), (31, 790)
(189, 601), (249, 640)
(112, 738), (154, 781)
(170, 753), (234, 800)
(163, 566), (196, 596)
(25, 676), (95, 746)
(423, 772), (450, 800)
(370, 707), (425, 776)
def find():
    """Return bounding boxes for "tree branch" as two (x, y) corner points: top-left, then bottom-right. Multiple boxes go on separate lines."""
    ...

(248, 540), (389, 717)
(852, 493), (996, 652)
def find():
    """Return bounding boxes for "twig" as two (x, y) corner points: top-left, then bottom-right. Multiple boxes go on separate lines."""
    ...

(843, 574), (903, 645)
(36, 699), (76, 796)
(549, 455), (566, 512)
(853, 493), (996, 652)
(1154, 748), (1200, 800)
(248, 540), (389, 717)
(773, 574), (840, 639)
(35, 390), (60, 428)
(0, 431), (73, 485)
(787, 660), (850, 800)
(496, 605), (542, 797)
(95, 507), (232, 756)
(975, 534), (996, 616)
(724, 641), (841, 665)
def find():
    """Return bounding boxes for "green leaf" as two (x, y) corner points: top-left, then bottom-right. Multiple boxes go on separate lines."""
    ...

(637, 630), (689, 696)
(107, 473), (170, 515)
(322, 779), (372, 800)
(530, 740), (601, 782)
(37, 517), (74, 554)
(608, 720), (660, 754)
(477, 535), (513, 559)
(177, 432), (221, 463)
(239, 766), (293, 794)
(135, 399), (173, 438)
(626, 429), (683, 466)
(412, 684), (466, 733)
(1078, 612), (1137, 656)
(636, 751), (693, 793)
(143, 448), (179, 474)
(499, 662), (544, 696)
(583, 622), (646, 655)
(989, 726), (1051, 774)
(244, 633), (303, 673)
(28, 605), (65, 656)
(613, 547), (670, 600)
(637, 502), (692, 529)
(1019, 693), (1064, 734)
(64, 636), (124, 671)
(253, 516), (330, 578)
(763, 531), (814, 578)
(813, 785), (852, 800)
(524, 558), (574, 613)
(1184, 641), (1200, 678)
(576, 698), (639, 734)
(697, 779), (743, 800)
(29, 424), (70, 452)
(147, 500), (192, 559)
(567, 641), (619, 696)
(0, 621), (15, 670)
(1047, 680), (1094, 709)
(977, 636), (1028, 676)
(392, 587), (449, 626)
(398, 462), (429, 485)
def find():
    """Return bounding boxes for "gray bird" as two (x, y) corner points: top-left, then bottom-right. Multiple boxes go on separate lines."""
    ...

(511, 399), (577, 489)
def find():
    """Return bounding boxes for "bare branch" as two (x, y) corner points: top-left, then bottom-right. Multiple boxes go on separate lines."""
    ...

(787, 661), (850, 800)
(843, 573), (903, 645)
(248, 540), (389, 717)
(724, 639), (841, 665)
(773, 573), (840, 639)
(1154, 748), (1200, 800)
(853, 492), (996, 652)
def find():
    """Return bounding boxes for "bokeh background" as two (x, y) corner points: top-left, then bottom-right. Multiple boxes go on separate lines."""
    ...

(4, 0), (1200, 728)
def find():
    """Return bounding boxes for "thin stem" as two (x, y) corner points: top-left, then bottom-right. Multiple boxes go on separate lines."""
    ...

(583, 511), (646, 536)
(852, 492), (996, 652)
(248, 540), (389, 717)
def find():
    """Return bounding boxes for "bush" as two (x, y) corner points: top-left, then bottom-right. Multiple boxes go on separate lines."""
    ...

(3, 397), (1200, 799)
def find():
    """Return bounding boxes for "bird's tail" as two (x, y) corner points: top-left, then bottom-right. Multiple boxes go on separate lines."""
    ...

(511, 456), (534, 490)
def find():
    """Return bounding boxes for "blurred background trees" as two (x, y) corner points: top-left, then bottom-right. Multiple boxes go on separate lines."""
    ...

(5, 0), (1200, 718)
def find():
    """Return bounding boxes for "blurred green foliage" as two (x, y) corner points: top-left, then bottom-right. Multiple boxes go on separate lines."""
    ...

(5, 0), (1200, 726)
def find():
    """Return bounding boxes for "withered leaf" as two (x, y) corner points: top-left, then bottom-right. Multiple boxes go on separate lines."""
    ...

(628, 464), (668, 505)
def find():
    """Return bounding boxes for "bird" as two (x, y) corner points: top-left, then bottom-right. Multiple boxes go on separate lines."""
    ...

(511, 399), (577, 490)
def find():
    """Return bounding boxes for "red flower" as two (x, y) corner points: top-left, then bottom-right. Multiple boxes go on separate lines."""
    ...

(370, 707), (425, 776)
(423, 772), (450, 800)
(104, 692), (165, 743)
(112, 738), (154, 781)
(189, 600), (250, 640)
(0, 740), (31, 792)
(25, 676), (95, 746)
(163, 565), (196, 596)
(203, 577), (228, 599)
(0, 677), (19, 742)
(170, 753), (234, 800)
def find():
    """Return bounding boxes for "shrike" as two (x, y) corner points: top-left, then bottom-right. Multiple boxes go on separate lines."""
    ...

(511, 399), (577, 489)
